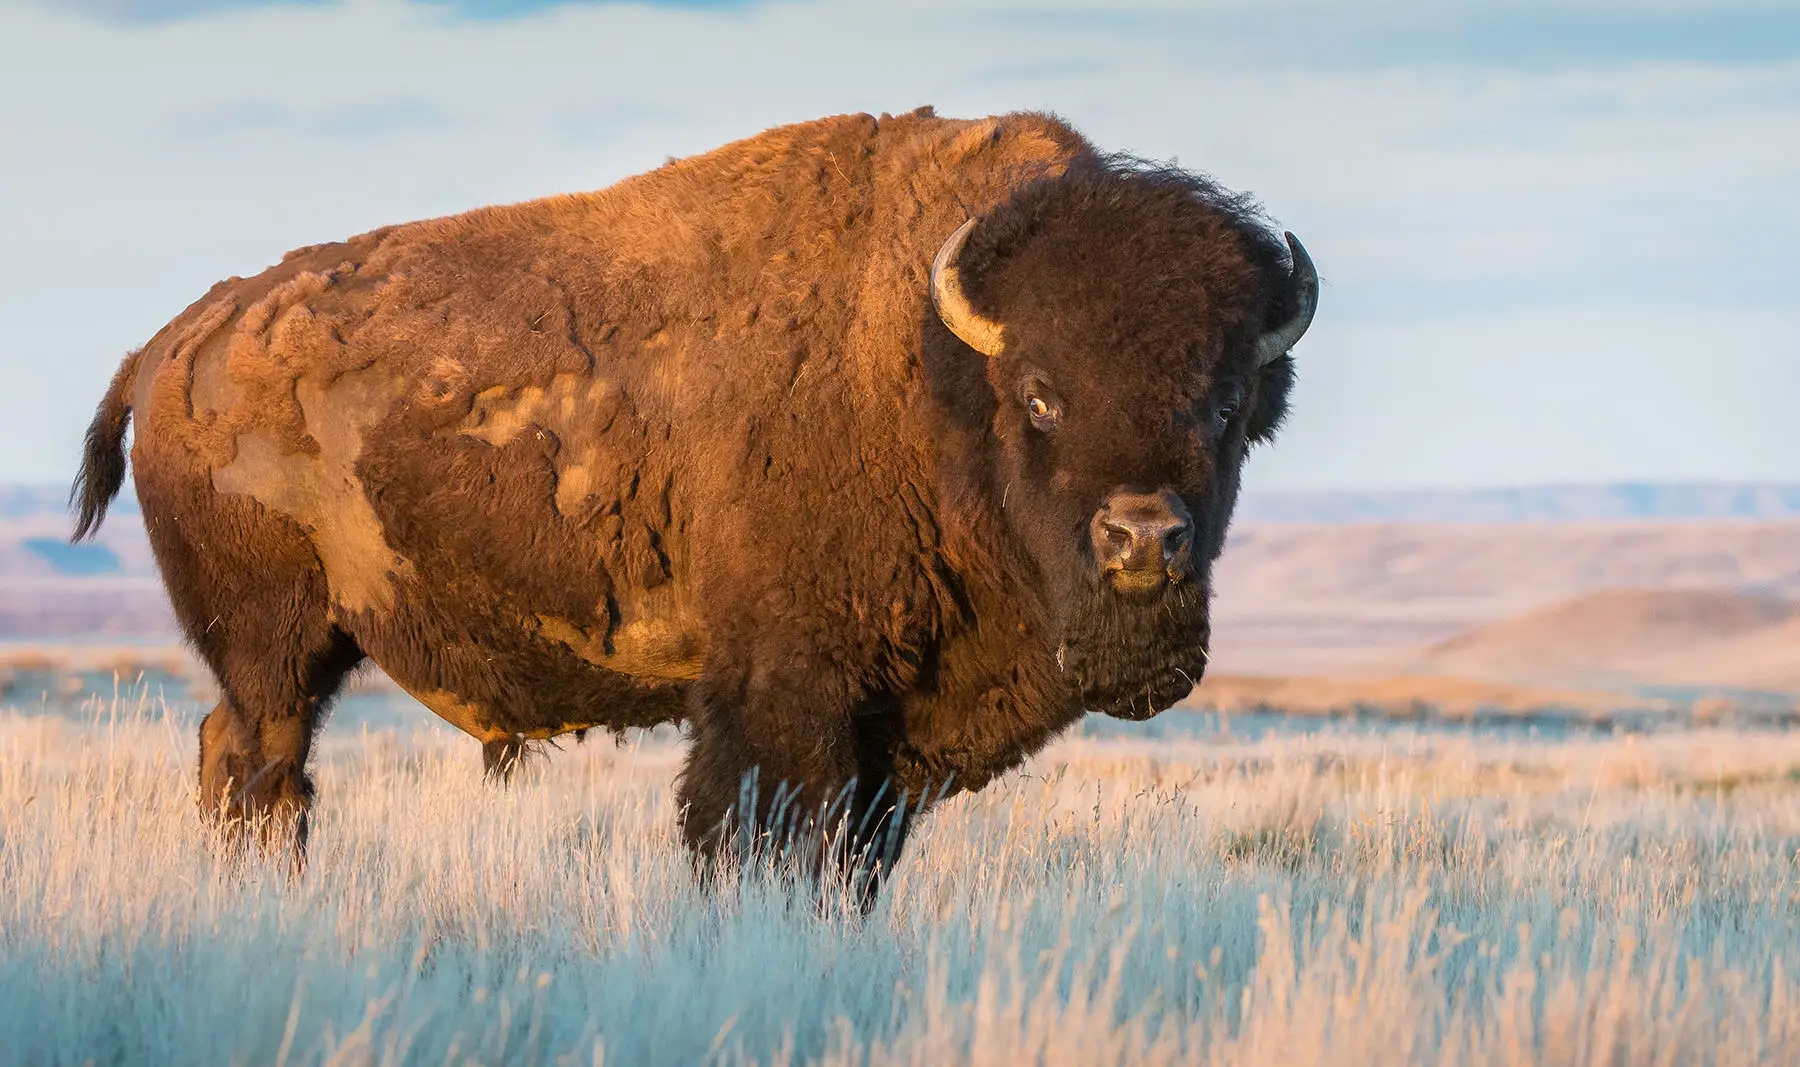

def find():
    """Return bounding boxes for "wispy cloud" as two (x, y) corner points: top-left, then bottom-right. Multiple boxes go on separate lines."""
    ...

(44, 0), (327, 24)
(951, 57), (1117, 88)
(41, 0), (770, 24)
(168, 95), (453, 139)
(979, 3), (1800, 69)
(414, 0), (762, 19)
(1344, 6), (1800, 68)
(549, 100), (690, 144)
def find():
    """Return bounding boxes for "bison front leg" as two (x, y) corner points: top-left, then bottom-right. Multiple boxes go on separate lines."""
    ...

(677, 661), (914, 907)
(834, 768), (920, 908)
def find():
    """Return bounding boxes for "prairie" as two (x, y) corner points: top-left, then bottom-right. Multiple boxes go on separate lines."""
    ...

(5, 693), (1800, 1065)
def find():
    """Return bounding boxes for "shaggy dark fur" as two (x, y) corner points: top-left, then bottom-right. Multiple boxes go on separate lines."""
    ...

(71, 107), (1313, 898)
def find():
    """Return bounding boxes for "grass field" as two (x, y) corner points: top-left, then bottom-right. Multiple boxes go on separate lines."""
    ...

(5, 694), (1800, 1065)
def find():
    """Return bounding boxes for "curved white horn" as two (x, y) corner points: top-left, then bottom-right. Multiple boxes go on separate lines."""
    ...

(1254, 232), (1318, 367)
(930, 218), (1006, 357)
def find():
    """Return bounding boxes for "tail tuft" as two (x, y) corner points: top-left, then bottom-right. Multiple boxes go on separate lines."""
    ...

(70, 348), (143, 542)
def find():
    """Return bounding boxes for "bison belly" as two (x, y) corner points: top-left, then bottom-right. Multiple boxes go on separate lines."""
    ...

(336, 371), (706, 742)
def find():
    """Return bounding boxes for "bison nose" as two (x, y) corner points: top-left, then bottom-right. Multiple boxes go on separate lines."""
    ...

(1091, 489), (1194, 589)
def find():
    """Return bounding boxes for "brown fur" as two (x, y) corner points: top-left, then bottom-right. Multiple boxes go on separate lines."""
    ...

(71, 107), (1311, 897)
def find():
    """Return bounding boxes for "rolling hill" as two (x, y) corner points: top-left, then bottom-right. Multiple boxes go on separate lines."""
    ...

(3, 483), (1797, 696)
(1409, 589), (1800, 692)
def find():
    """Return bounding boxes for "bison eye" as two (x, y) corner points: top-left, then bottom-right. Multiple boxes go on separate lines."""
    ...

(1024, 393), (1060, 430)
(1210, 383), (1245, 434)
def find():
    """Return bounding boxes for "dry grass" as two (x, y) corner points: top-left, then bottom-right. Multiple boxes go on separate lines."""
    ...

(1185, 671), (1668, 719)
(5, 695), (1800, 1065)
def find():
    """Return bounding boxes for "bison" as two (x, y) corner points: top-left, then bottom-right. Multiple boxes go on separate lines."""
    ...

(71, 106), (1316, 896)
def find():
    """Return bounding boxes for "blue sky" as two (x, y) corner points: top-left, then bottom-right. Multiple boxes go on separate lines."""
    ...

(1, 0), (1796, 490)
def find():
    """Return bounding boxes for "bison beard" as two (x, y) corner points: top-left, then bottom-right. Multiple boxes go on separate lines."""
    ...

(1055, 579), (1211, 721)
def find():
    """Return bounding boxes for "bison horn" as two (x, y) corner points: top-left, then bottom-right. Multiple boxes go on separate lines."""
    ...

(1254, 232), (1318, 367)
(931, 218), (1006, 357)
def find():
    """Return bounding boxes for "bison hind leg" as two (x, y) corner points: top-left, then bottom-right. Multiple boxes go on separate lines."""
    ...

(145, 486), (364, 870)
(193, 624), (363, 871)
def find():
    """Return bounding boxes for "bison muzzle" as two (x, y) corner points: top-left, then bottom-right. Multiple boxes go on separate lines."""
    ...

(70, 107), (1318, 901)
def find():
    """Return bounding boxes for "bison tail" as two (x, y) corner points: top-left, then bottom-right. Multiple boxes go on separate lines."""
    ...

(70, 347), (143, 542)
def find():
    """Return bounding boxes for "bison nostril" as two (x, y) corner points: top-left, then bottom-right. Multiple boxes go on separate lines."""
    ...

(1101, 520), (1135, 555)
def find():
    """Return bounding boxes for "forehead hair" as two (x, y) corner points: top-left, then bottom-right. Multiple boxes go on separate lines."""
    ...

(958, 156), (1293, 382)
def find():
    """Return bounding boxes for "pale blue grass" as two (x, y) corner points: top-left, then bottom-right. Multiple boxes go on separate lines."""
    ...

(4, 698), (1800, 1065)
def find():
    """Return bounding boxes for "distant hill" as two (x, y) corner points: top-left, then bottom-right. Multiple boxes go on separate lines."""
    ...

(5, 482), (1800, 660)
(1409, 589), (1800, 693)
(1235, 483), (1800, 524)
(1208, 519), (1800, 678)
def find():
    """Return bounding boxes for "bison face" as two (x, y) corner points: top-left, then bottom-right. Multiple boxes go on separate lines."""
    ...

(928, 169), (1316, 720)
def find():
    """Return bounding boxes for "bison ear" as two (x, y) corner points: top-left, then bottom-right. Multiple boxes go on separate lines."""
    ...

(1245, 353), (1295, 445)
(1253, 233), (1317, 367)
(930, 219), (1007, 357)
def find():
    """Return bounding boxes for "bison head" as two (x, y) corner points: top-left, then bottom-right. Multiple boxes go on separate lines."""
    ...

(928, 165), (1316, 720)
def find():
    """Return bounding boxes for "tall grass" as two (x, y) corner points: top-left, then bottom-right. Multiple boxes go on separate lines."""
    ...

(4, 694), (1800, 1064)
